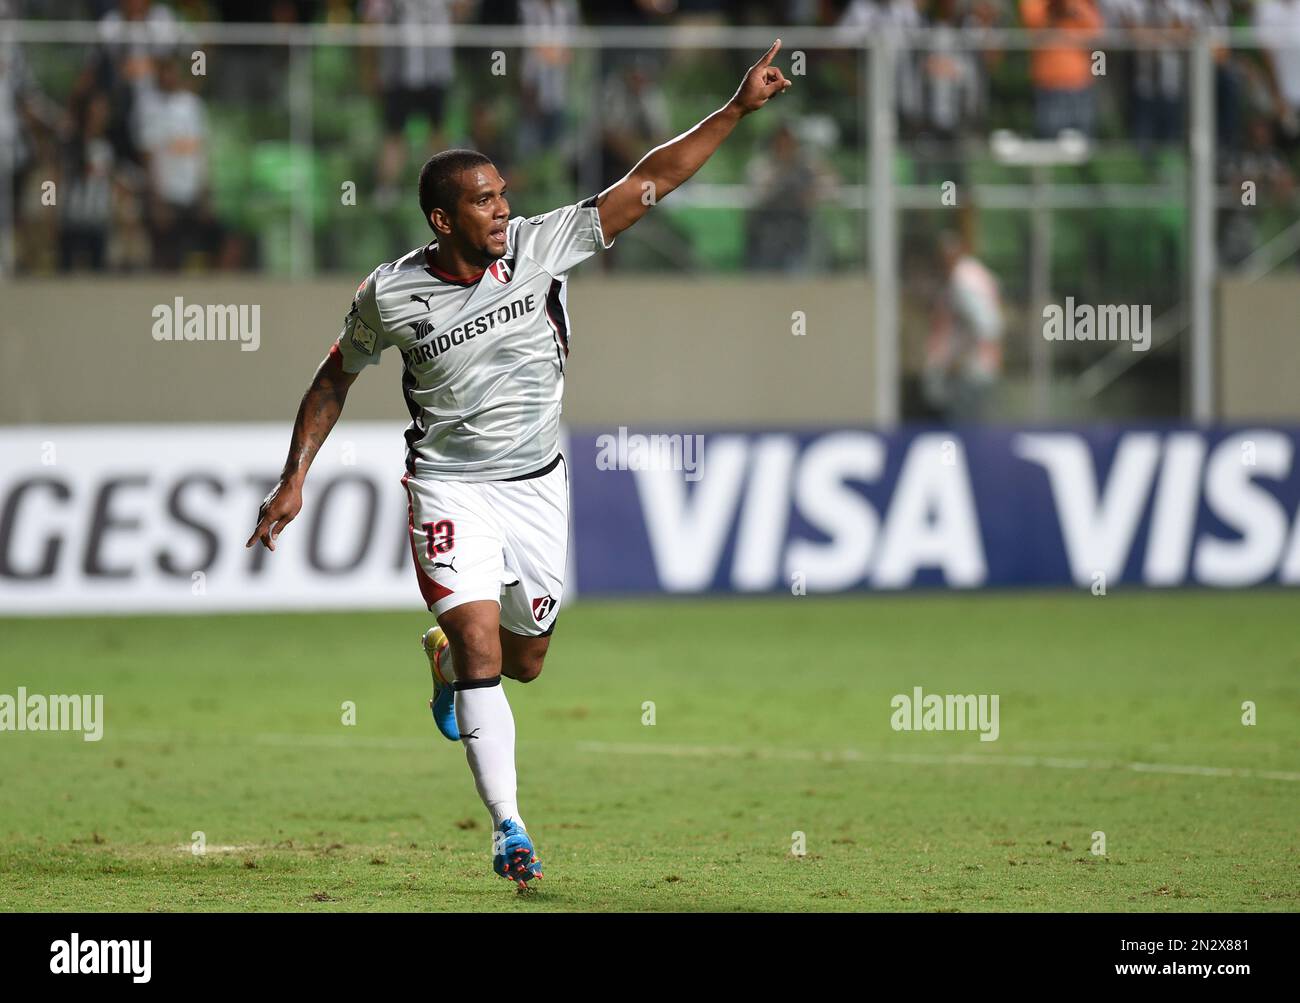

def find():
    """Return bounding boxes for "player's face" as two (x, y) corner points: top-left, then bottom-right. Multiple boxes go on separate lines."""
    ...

(451, 166), (510, 262)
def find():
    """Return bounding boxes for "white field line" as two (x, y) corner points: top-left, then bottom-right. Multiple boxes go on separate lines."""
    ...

(572, 741), (1300, 783)
(115, 729), (1300, 783)
(120, 728), (427, 751)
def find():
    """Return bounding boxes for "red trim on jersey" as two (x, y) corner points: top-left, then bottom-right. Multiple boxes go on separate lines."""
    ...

(424, 243), (484, 286)
(328, 342), (343, 362)
(403, 473), (454, 609)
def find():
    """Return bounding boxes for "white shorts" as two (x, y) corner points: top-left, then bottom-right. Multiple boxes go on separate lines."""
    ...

(402, 454), (567, 637)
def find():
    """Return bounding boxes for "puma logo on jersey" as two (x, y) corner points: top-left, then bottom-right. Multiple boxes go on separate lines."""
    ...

(410, 292), (434, 309)
(461, 728), (480, 741)
(432, 557), (457, 573)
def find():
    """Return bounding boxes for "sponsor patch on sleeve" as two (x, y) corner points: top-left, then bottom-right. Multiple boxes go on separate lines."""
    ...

(350, 316), (378, 355)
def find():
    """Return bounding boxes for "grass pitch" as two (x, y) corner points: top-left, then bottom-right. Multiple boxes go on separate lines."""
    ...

(1, 591), (1297, 912)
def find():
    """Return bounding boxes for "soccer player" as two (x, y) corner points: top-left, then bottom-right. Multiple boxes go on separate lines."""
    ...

(246, 41), (791, 889)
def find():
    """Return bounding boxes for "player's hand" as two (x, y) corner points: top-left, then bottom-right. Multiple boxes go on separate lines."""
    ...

(730, 39), (792, 116)
(246, 479), (303, 552)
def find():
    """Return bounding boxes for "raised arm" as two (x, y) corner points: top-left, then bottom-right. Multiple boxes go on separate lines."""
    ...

(595, 39), (792, 242)
(246, 347), (358, 552)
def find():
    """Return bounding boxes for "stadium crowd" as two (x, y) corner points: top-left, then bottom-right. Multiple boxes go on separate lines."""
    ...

(1, 0), (1297, 274)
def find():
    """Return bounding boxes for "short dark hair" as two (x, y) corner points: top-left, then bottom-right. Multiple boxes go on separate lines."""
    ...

(418, 150), (494, 231)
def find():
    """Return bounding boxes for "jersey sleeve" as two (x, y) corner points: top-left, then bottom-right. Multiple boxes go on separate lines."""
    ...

(509, 196), (615, 277)
(333, 270), (388, 373)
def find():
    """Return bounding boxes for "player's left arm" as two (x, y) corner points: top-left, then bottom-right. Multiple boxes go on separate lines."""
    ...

(594, 39), (792, 242)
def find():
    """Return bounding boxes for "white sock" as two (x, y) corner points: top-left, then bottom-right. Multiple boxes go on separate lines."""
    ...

(454, 679), (523, 830)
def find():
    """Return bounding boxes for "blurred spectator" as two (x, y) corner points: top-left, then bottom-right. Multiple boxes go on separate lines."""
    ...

(838, 0), (925, 123)
(1219, 115), (1296, 267)
(1019, 0), (1104, 138)
(923, 231), (1004, 421)
(1254, 0), (1300, 148)
(1207, 0), (1242, 152)
(1105, 1), (1226, 154)
(838, 0), (923, 34)
(60, 92), (120, 271)
(96, 0), (182, 165)
(743, 122), (838, 273)
(363, 0), (466, 209)
(908, 0), (997, 178)
(1, 2), (37, 274)
(584, 54), (672, 267)
(519, 0), (580, 157)
(138, 56), (214, 269)
(597, 55), (670, 185)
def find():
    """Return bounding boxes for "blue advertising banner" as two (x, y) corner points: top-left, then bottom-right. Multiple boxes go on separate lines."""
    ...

(567, 426), (1300, 594)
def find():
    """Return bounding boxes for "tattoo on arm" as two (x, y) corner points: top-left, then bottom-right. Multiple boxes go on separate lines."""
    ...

(281, 355), (354, 484)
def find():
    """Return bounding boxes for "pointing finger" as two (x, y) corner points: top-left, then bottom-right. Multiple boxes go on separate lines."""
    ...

(756, 38), (781, 69)
(246, 517), (270, 549)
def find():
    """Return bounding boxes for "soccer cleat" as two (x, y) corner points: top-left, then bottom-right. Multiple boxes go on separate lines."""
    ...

(421, 626), (459, 741)
(492, 819), (543, 890)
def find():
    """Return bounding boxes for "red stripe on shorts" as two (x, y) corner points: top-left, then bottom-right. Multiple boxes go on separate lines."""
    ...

(402, 473), (454, 609)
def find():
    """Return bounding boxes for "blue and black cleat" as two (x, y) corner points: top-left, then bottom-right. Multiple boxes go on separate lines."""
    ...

(493, 819), (543, 890)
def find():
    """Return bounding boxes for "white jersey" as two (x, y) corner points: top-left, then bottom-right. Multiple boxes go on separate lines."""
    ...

(334, 196), (613, 481)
